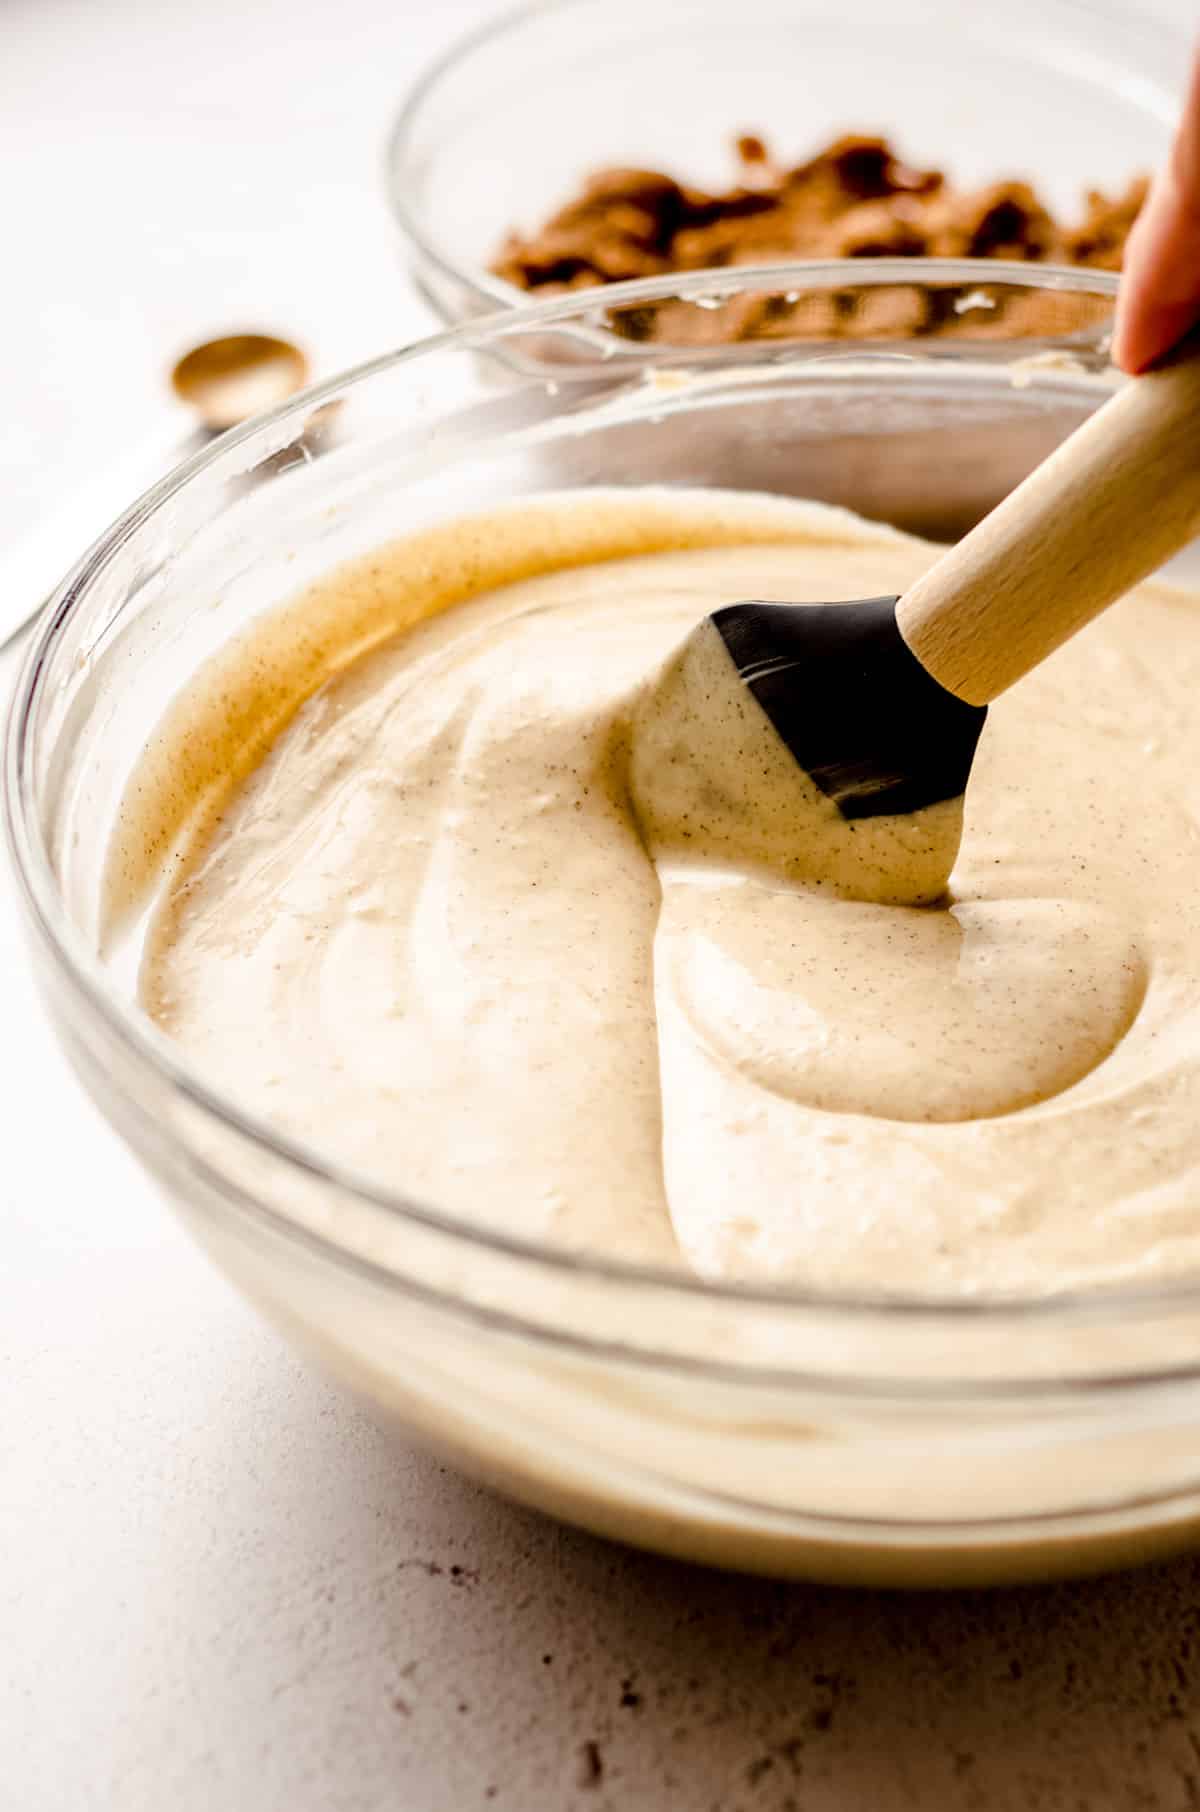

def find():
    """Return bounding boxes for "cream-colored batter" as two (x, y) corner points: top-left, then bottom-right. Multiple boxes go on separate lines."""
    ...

(119, 489), (1200, 1298)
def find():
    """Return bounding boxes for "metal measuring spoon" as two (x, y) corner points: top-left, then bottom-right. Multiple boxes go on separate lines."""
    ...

(169, 333), (310, 432)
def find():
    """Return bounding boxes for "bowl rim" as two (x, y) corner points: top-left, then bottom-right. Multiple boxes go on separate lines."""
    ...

(383, 0), (1184, 329)
(14, 257), (1200, 1334)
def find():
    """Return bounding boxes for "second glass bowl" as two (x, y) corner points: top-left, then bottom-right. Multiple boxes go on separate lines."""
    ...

(385, 0), (1183, 336)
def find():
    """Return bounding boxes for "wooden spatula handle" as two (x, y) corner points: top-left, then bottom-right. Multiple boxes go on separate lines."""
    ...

(895, 336), (1200, 706)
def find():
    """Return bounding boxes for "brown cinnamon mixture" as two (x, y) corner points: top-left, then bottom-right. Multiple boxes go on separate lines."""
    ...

(491, 134), (1146, 344)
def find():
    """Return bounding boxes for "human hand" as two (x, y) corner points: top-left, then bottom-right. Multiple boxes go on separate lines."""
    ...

(1112, 50), (1200, 374)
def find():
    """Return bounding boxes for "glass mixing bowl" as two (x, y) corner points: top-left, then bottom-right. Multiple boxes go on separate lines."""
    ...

(385, 0), (1183, 334)
(10, 265), (1200, 1588)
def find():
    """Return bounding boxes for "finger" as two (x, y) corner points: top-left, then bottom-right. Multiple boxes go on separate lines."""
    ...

(1113, 47), (1200, 373)
(1112, 174), (1200, 372)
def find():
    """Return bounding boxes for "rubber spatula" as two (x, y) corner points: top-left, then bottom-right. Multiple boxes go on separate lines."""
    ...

(641, 333), (1200, 902)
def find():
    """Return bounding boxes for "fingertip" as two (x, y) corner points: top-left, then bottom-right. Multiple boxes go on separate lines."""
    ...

(1110, 302), (1200, 375)
(1110, 309), (1152, 375)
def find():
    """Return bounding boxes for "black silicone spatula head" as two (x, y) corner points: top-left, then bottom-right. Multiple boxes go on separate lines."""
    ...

(712, 595), (987, 822)
(627, 597), (984, 910)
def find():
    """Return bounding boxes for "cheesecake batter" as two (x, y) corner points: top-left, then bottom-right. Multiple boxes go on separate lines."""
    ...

(119, 489), (1200, 1298)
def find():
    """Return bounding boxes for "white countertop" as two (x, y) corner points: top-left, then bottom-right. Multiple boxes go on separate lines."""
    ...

(6, 3), (1200, 1808)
